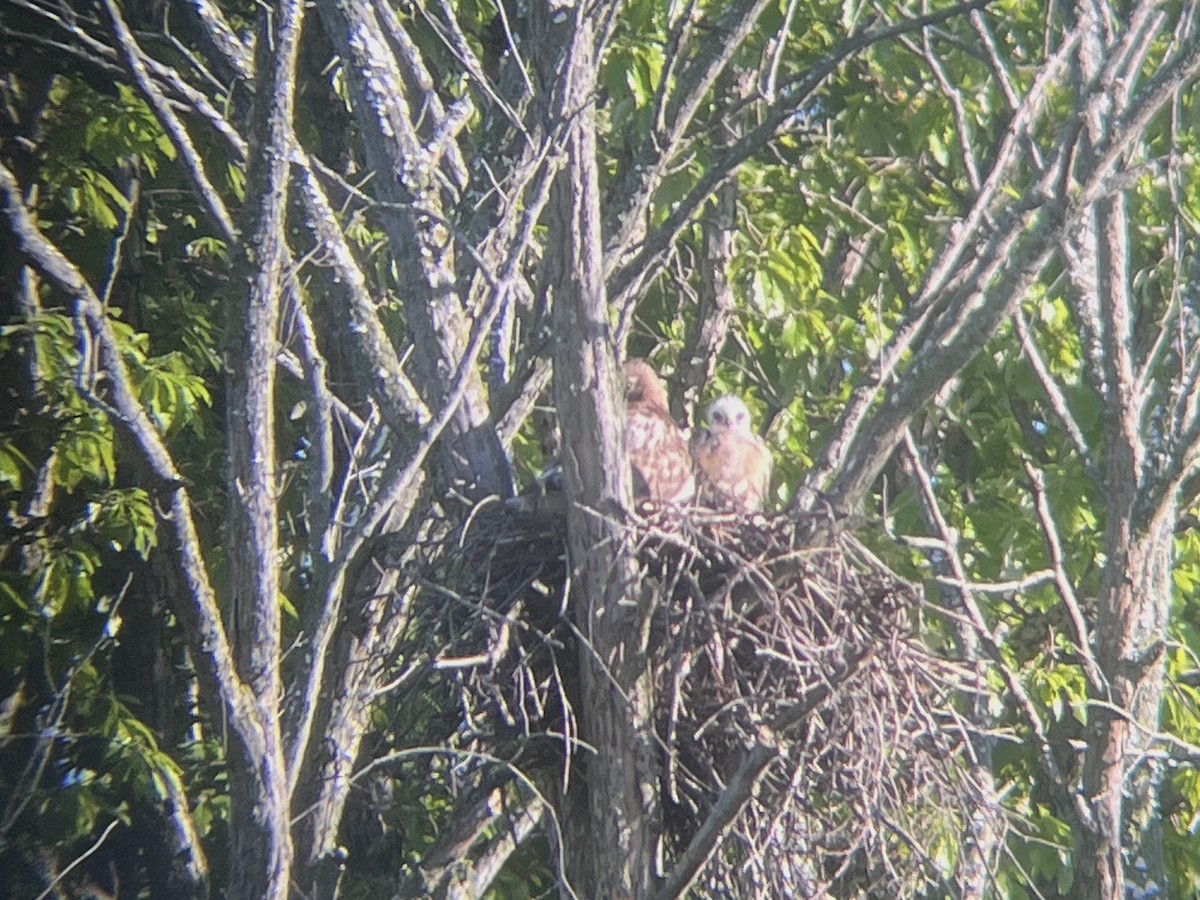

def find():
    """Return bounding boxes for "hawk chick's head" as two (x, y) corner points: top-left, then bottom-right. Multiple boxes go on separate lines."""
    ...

(704, 395), (754, 434)
(624, 359), (670, 412)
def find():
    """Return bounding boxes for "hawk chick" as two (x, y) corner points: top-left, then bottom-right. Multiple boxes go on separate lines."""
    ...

(691, 395), (772, 512)
(624, 359), (695, 504)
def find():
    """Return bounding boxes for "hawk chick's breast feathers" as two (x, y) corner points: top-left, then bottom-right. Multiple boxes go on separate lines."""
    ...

(691, 395), (772, 512)
(623, 360), (695, 504)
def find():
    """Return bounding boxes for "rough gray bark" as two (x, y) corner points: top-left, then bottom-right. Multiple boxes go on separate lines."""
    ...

(532, 3), (659, 896)
(314, 0), (512, 502)
(808, 8), (1200, 897)
(222, 2), (305, 897)
(814, 9), (1200, 516)
(10, 1), (1200, 897)
(1057, 7), (1185, 896)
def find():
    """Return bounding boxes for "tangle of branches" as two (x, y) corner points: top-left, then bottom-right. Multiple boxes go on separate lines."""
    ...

(393, 503), (981, 898)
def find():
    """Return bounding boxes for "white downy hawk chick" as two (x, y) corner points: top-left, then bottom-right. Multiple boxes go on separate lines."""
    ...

(690, 395), (772, 512)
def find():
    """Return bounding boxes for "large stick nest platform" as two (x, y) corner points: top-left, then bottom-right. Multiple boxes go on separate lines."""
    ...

(410, 502), (979, 897)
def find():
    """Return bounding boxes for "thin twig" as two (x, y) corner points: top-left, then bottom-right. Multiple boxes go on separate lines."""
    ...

(33, 819), (121, 900)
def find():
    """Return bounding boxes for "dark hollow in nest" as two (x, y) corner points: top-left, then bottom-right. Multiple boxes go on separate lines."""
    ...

(421, 501), (979, 897)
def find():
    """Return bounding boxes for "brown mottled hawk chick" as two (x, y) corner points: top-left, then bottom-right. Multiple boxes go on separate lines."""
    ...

(691, 395), (772, 512)
(624, 359), (695, 504)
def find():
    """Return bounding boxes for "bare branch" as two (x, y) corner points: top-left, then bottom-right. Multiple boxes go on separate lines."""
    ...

(913, 28), (981, 191)
(650, 742), (778, 900)
(899, 430), (1092, 832)
(803, 22), (1081, 505)
(496, 356), (553, 449)
(1022, 461), (1106, 692)
(100, 0), (236, 241)
(293, 155), (431, 437)
(815, 6), (1199, 513)
(605, 0), (774, 266)
(608, 0), (995, 310)
(285, 221), (519, 796)
(1012, 310), (1101, 484)
(280, 279), (336, 588)
(180, 0), (254, 81)
(422, 0), (530, 133)
(316, 0), (512, 498)
(32, 819), (121, 900)
(670, 69), (746, 420)
(0, 156), (257, 781)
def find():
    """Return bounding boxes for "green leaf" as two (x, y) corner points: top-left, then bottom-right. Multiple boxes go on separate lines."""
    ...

(0, 438), (33, 490)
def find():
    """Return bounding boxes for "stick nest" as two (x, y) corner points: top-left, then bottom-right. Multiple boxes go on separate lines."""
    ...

(415, 501), (978, 898)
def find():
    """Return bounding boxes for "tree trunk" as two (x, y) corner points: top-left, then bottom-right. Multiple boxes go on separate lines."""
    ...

(1064, 7), (1173, 881)
(1075, 498), (1174, 900)
(536, 4), (660, 896)
(223, 3), (304, 897)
